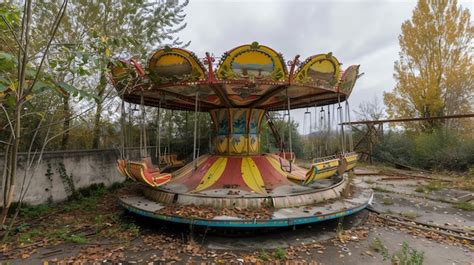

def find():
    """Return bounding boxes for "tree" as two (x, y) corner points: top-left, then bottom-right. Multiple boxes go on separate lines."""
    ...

(0, 0), (69, 226)
(355, 96), (385, 121)
(29, 0), (189, 150)
(0, 1), (95, 232)
(76, 0), (189, 149)
(384, 0), (473, 132)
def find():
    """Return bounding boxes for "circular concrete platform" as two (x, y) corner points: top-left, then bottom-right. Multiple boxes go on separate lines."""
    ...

(118, 185), (373, 228)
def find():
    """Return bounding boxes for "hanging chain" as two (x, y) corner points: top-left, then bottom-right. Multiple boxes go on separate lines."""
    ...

(192, 91), (199, 171)
(327, 105), (331, 156)
(156, 98), (162, 164)
(337, 94), (345, 154)
(286, 89), (293, 171)
(345, 101), (354, 152)
(119, 92), (126, 159)
(319, 106), (325, 157)
(140, 92), (146, 158)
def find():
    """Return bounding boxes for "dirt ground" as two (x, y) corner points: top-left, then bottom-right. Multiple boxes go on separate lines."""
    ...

(1, 165), (473, 264)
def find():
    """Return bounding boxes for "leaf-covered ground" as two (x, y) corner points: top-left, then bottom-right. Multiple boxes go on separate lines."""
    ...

(1, 166), (473, 264)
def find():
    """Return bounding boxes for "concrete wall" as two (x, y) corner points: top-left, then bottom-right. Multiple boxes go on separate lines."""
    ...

(0, 147), (150, 205)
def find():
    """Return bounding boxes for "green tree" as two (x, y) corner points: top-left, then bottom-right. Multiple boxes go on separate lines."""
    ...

(384, 0), (473, 132)
(0, 0), (68, 226)
(0, 1), (93, 231)
(77, 0), (189, 149)
(29, 0), (189, 149)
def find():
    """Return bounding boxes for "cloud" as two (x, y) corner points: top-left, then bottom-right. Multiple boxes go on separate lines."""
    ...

(178, 0), (471, 132)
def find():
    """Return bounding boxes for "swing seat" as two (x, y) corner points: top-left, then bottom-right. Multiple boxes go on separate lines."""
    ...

(126, 161), (172, 187)
(286, 157), (339, 184)
(276, 152), (296, 162)
(341, 152), (358, 171)
(170, 154), (185, 167)
(160, 154), (184, 168)
(117, 159), (135, 181)
(142, 156), (160, 173)
(299, 158), (340, 185)
(279, 157), (292, 172)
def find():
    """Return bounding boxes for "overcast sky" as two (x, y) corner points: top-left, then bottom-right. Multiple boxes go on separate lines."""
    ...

(178, 0), (472, 132)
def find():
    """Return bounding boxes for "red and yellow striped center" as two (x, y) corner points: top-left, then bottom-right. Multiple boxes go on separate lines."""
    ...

(170, 155), (298, 194)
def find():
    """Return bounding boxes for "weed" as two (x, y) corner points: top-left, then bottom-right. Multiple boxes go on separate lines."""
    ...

(414, 187), (425, 193)
(454, 201), (474, 211)
(121, 223), (140, 237)
(18, 228), (42, 244)
(365, 179), (375, 184)
(336, 217), (344, 237)
(15, 223), (30, 233)
(47, 227), (69, 241)
(259, 249), (270, 261)
(66, 234), (88, 244)
(425, 181), (446, 191)
(381, 197), (394, 205)
(109, 213), (121, 224)
(272, 248), (286, 260)
(370, 237), (390, 260)
(373, 186), (390, 193)
(401, 211), (420, 220)
(391, 242), (424, 265)
(63, 196), (100, 212)
(69, 183), (107, 201)
(18, 203), (54, 219)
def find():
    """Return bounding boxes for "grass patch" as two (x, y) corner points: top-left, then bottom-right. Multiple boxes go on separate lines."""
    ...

(63, 183), (109, 212)
(372, 186), (391, 193)
(425, 181), (446, 191)
(370, 237), (390, 260)
(121, 223), (140, 237)
(451, 176), (474, 192)
(381, 197), (394, 205)
(392, 242), (424, 265)
(453, 201), (474, 211)
(414, 187), (425, 193)
(401, 211), (420, 220)
(272, 248), (286, 260)
(258, 248), (286, 261)
(370, 238), (424, 264)
(66, 234), (88, 244)
(18, 228), (42, 244)
(365, 179), (375, 184)
(259, 249), (270, 261)
(18, 203), (55, 219)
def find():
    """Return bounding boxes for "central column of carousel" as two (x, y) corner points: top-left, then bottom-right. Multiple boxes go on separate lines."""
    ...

(141, 108), (351, 209)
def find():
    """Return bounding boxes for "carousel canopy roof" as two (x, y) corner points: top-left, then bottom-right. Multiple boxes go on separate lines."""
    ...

(109, 42), (361, 111)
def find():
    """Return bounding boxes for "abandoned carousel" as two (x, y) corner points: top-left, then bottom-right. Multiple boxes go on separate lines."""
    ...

(109, 42), (373, 228)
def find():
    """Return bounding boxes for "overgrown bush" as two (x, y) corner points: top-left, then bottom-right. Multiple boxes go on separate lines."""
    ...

(373, 129), (474, 171)
(413, 129), (474, 171)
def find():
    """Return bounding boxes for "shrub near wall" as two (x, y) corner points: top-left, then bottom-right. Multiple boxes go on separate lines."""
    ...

(413, 129), (474, 171)
(374, 129), (474, 171)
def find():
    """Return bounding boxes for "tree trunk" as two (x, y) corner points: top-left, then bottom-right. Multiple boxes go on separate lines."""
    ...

(0, 106), (20, 225)
(91, 72), (107, 149)
(61, 95), (70, 149)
